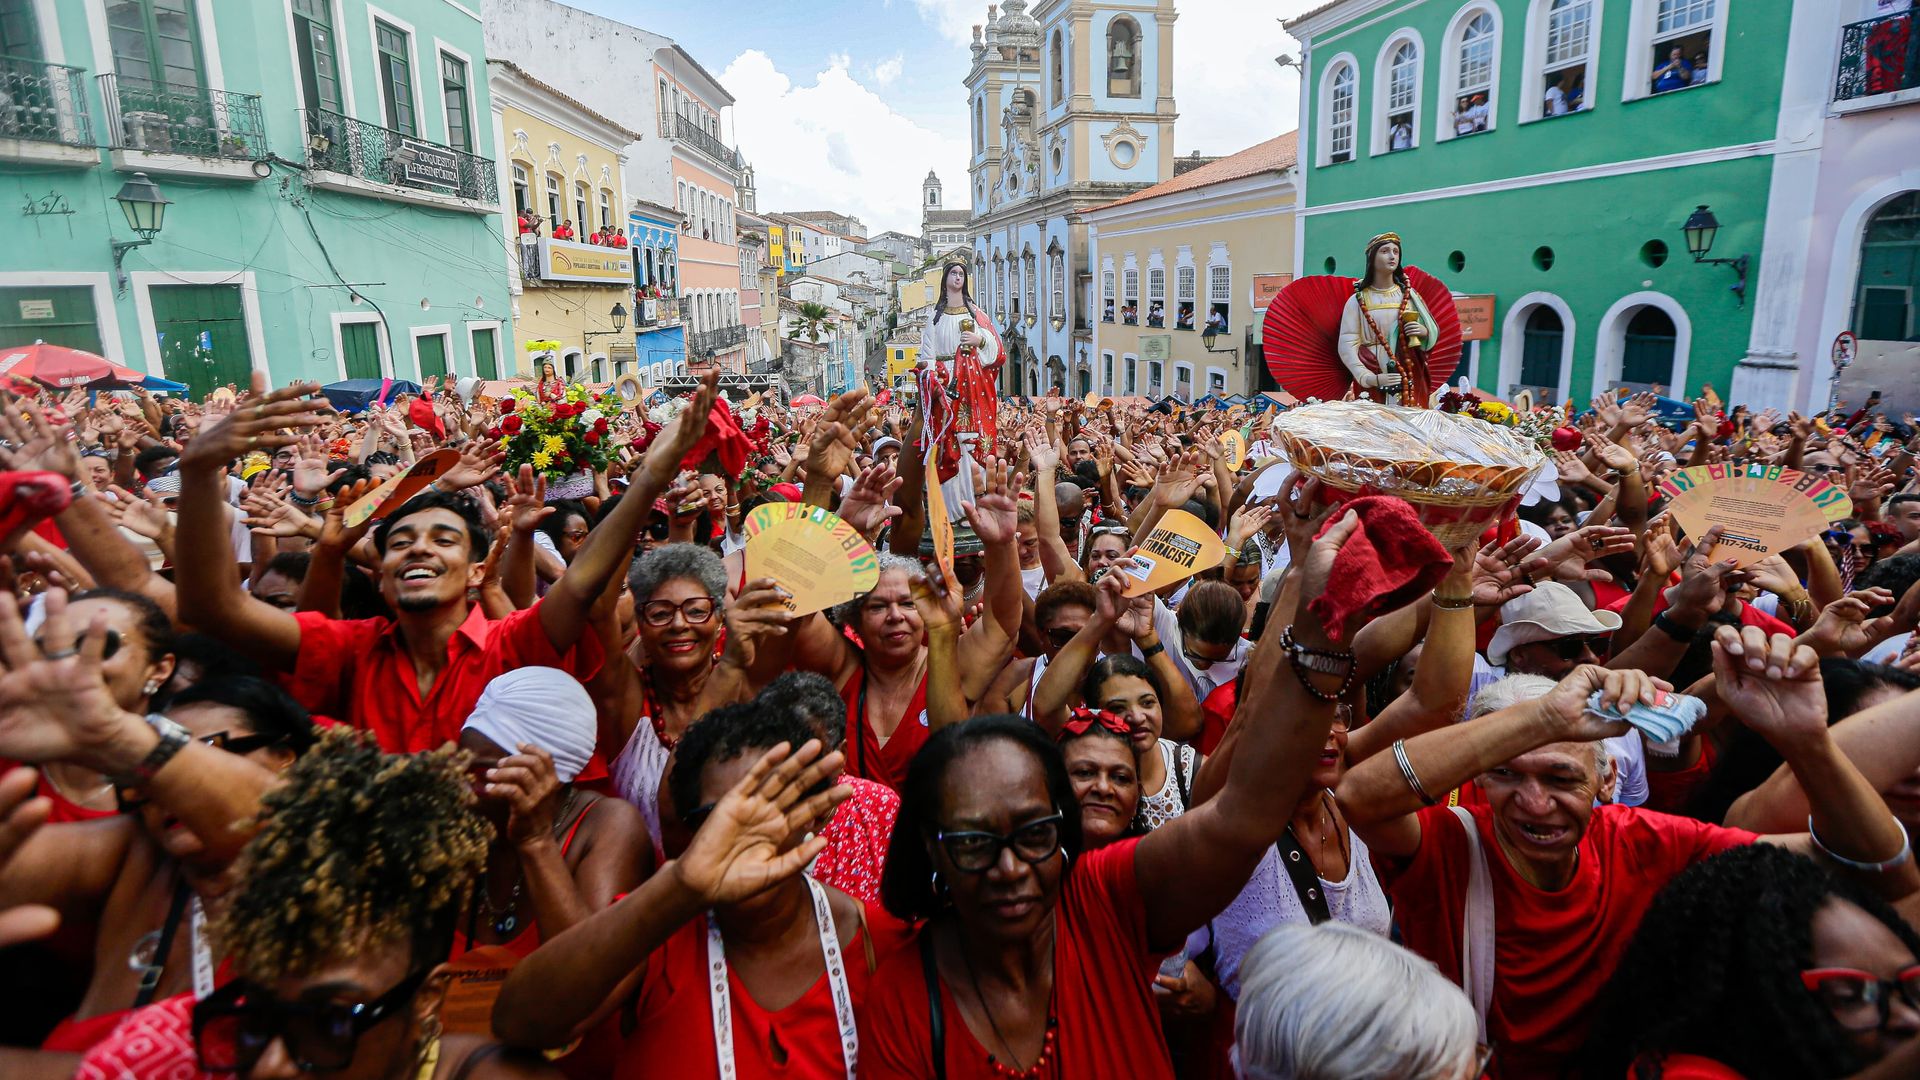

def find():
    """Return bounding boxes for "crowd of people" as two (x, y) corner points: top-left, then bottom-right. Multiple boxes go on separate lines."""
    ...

(3, 368), (1920, 1080)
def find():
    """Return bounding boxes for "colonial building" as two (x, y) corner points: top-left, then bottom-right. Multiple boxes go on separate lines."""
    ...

(964, 0), (1179, 396)
(1084, 133), (1298, 400)
(629, 197), (686, 386)
(1, 0), (510, 395)
(922, 172), (971, 249)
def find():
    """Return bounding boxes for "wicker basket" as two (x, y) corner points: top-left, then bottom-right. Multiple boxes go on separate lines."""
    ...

(1271, 401), (1546, 546)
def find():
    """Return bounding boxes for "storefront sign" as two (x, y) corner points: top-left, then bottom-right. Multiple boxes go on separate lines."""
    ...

(539, 238), (634, 284)
(1140, 334), (1173, 362)
(1454, 294), (1497, 341)
(1251, 274), (1293, 311)
(398, 139), (459, 189)
(16, 299), (54, 320)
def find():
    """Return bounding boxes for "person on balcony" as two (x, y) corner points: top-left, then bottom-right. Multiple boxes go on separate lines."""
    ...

(556, 220), (576, 241)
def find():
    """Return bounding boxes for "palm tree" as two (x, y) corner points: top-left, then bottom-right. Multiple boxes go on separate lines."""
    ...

(792, 301), (832, 345)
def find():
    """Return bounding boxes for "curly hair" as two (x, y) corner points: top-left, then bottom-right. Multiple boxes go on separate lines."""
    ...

(626, 542), (725, 601)
(1583, 844), (1920, 1079)
(666, 701), (826, 822)
(214, 729), (490, 980)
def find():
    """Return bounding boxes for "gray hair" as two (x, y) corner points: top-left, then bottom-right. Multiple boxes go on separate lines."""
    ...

(830, 552), (923, 625)
(1470, 673), (1611, 778)
(1234, 922), (1477, 1080)
(627, 542), (725, 601)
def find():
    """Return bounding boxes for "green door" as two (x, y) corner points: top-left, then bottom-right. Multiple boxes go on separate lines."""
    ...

(150, 284), (250, 400)
(0, 286), (103, 353)
(341, 321), (382, 380)
(415, 332), (448, 380)
(470, 327), (498, 379)
(1622, 307), (1677, 387)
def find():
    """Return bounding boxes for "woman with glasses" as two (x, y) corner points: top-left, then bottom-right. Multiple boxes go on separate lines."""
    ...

(606, 544), (792, 860)
(1587, 844), (1920, 1079)
(493, 703), (904, 1076)
(858, 512), (1361, 1078)
(81, 730), (562, 1080)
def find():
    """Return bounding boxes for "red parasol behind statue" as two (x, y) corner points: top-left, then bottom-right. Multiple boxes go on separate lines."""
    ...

(1262, 267), (1462, 403)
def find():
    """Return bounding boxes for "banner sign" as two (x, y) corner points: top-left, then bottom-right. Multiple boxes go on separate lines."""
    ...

(399, 138), (460, 189)
(538, 238), (635, 284)
(1454, 295), (1497, 341)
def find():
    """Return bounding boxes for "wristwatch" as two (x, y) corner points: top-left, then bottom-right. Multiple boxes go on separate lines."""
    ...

(108, 713), (192, 790)
(1284, 639), (1352, 675)
(1139, 640), (1165, 659)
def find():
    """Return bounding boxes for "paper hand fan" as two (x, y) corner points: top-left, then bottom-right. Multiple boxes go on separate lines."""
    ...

(743, 507), (882, 617)
(1405, 266), (1463, 391)
(1657, 464), (1853, 568)
(341, 449), (459, 529)
(1119, 509), (1227, 598)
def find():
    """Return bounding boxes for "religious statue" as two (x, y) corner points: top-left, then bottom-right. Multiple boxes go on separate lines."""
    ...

(1338, 232), (1439, 406)
(919, 261), (1004, 527)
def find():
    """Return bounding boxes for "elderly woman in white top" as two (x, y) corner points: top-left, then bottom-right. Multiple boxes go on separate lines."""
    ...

(1234, 922), (1484, 1080)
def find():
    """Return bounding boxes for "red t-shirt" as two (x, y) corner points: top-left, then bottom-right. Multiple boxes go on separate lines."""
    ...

(1602, 591), (1794, 639)
(284, 601), (603, 753)
(839, 663), (931, 791)
(859, 838), (1174, 1079)
(614, 898), (909, 1079)
(1380, 803), (1756, 1079)
(1639, 1054), (1747, 1078)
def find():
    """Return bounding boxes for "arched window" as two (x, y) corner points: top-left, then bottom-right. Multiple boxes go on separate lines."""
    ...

(1107, 16), (1140, 98)
(974, 97), (984, 153)
(1443, 8), (1499, 140)
(1051, 29), (1064, 104)
(1520, 306), (1564, 388)
(511, 163), (529, 215)
(1531, 0), (1594, 120)
(1323, 61), (1356, 164)
(1622, 307), (1676, 385)
(546, 172), (564, 228)
(1855, 192), (1920, 342)
(598, 188), (612, 230)
(1380, 38), (1420, 153)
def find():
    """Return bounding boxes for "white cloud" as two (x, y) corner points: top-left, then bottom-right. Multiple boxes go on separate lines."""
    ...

(722, 50), (969, 236)
(909, 0), (978, 47)
(870, 54), (905, 86)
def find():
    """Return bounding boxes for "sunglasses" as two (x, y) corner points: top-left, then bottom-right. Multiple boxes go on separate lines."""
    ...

(640, 597), (718, 627)
(934, 812), (1065, 874)
(117, 730), (285, 810)
(1545, 635), (1611, 661)
(1044, 626), (1080, 649)
(1802, 965), (1920, 1031)
(192, 967), (430, 1073)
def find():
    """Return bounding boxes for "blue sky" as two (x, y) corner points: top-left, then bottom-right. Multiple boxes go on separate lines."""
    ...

(565, 0), (1309, 236)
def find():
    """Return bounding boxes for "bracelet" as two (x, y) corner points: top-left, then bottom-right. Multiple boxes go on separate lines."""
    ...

(1652, 611), (1696, 642)
(289, 492), (320, 507)
(1393, 738), (1439, 807)
(1431, 591), (1475, 610)
(1281, 625), (1355, 702)
(1138, 640), (1165, 659)
(1222, 544), (1240, 563)
(1809, 815), (1912, 873)
(68, 478), (87, 499)
(107, 713), (192, 790)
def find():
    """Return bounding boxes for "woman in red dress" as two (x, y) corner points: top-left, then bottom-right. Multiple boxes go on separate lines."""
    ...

(536, 360), (565, 404)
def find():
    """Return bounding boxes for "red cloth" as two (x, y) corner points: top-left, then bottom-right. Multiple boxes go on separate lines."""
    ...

(283, 601), (603, 753)
(681, 399), (752, 478)
(43, 1008), (131, 1053)
(1199, 681), (1235, 757)
(810, 775), (900, 905)
(407, 396), (445, 440)
(1380, 803), (1756, 1079)
(1601, 592), (1794, 639)
(0, 470), (72, 550)
(613, 899), (910, 1078)
(861, 838), (1173, 1079)
(838, 663), (931, 791)
(74, 994), (199, 1078)
(1306, 495), (1452, 642)
(1636, 1054), (1747, 1078)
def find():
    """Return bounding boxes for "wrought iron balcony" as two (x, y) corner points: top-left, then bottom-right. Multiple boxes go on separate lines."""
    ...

(99, 73), (263, 158)
(0, 56), (92, 147)
(1836, 11), (1917, 103)
(689, 323), (750, 355)
(673, 113), (740, 170)
(303, 108), (494, 203)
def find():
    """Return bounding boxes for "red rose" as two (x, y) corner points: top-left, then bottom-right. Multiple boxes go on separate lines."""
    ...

(500, 414), (523, 434)
(594, 417), (610, 433)
(501, 397), (515, 413)
(585, 430), (602, 445)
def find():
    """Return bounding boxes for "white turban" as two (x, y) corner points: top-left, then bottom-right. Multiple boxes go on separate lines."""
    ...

(462, 667), (597, 783)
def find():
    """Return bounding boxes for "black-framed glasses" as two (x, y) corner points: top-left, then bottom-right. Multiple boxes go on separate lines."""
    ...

(640, 597), (718, 627)
(1181, 641), (1234, 671)
(1802, 964), (1920, 1032)
(192, 967), (430, 1073)
(117, 730), (285, 810)
(1546, 635), (1610, 661)
(934, 812), (1065, 873)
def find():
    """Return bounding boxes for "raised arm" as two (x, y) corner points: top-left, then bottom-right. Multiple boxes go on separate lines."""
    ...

(1345, 544), (1481, 764)
(1030, 573), (1128, 734)
(956, 456), (1026, 690)
(911, 561), (970, 731)
(1026, 431), (1075, 584)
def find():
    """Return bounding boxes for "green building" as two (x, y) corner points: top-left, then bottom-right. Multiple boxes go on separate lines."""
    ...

(0, 0), (510, 397)
(1285, 0), (1793, 405)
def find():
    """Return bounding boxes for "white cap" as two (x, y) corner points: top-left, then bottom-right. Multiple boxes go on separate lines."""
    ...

(1487, 582), (1623, 666)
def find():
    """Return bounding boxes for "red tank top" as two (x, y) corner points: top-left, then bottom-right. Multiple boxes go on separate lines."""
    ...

(839, 664), (931, 791)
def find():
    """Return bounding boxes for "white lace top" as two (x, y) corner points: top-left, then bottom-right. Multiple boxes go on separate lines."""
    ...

(1137, 739), (1199, 832)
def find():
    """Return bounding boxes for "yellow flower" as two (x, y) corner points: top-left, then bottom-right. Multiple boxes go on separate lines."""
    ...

(532, 449), (553, 468)
(542, 433), (566, 455)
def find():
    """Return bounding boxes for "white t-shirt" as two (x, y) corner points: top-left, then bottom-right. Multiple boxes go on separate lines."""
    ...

(1468, 656), (1650, 807)
(1546, 85), (1569, 115)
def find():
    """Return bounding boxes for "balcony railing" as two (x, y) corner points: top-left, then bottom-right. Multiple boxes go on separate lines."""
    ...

(689, 323), (750, 355)
(99, 73), (263, 158)
(1836, 11), (1917, 102)
(673, 113), (741, 170)
(303, 108), (493, 203)
(0, 56), (91, 147)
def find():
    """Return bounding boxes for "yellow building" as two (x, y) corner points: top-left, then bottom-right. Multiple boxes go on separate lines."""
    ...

(489, 60), (643, 382)
(1081, 134), (1299, 400)
(884, 331), (920, 395)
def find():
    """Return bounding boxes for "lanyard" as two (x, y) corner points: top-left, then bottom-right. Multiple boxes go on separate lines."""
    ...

(188, 896), (214, 999)
(707, 877), (857, 1079)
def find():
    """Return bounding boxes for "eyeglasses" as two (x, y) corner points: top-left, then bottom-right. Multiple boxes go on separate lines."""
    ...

(1545, 635), (1611, 661)
(192, 967), (430, 1073)
(640, 597), (718, 627)
(1044, 626), (1080, 649)
(934, 812), (1065, 874)
(1802, 965), (1920, 1031)
(117, 730), (284, 810)
(1181, 642), (1235, 671)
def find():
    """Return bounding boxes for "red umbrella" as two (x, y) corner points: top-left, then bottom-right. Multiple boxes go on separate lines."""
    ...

(0, 343), (118, 388)
(790, 394), (825, 407)
(1262, 268), (1462, 402)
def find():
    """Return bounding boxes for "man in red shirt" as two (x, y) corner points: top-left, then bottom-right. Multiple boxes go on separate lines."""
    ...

(555, 219), (574, 240)
(1340, 635), (1917, 1078)
(172, 374), (721, 753)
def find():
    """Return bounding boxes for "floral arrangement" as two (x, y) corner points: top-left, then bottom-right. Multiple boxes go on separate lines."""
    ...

(488, 383), (627, 481)
(1438, 389), (1571, 451)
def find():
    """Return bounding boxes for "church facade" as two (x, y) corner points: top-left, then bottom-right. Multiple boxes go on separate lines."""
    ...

(961, 0), (1178, 396)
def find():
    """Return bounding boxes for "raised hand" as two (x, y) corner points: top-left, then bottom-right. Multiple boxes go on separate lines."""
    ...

(485, 743), (563, 848)
(837, 460), (903, 540)
(637, 372), (718, 487)
(317, 477), (382, 552)
(1618, 392), (1656, 429)
(962, 455), (1024, 546)
(672, 741), (850, 906)
(1472, 534), (1545, 607)
(1591, 392), (1624, 432)
(502, 465), (553, 535)
(1529, 664), (1666, 743)
(719, 577), (795, 670)
(441, 440), (506, 492)
(1225, 501), (1275, 553)
(1277, 472), (1338, 565)
(909, 559), (966, 635)
(1024, 431), (1060, 472)
(0, 395), (79, 480)
(1551, 449), (1595, 487)
(1712, 625), (1826, 745)
(177, 376), (328, 473)
(1588, 432), (1637, 474)
(1523, 525), (1637, 584)
(0, 589), (139, 771)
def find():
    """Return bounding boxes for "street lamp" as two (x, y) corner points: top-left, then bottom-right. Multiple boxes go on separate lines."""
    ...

(584, 301), (633, 378)
(111, 172), (170, 296)
(609, 302), (628, 333)
(1680, 203), (1750, 307)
